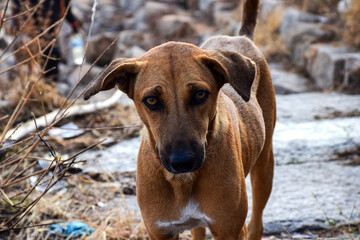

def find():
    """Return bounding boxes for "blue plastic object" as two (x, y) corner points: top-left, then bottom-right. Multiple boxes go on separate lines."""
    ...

(48, 221), (94, 238)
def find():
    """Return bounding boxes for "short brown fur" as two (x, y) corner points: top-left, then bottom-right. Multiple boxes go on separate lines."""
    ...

(84, 1), (275, 239)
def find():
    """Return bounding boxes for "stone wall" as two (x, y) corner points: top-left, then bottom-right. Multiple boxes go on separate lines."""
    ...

(271, 1), (360, 92)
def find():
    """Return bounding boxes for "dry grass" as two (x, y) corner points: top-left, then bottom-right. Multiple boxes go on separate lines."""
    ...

(0, 77), (66, 126)
(344, 0), (360, 48)
(0, 0), (145, 239)
(302, 0), (341, 15)
(6, 173), (147, 239)
(254, 7), (289, 62)
(286, 0), (341, 15)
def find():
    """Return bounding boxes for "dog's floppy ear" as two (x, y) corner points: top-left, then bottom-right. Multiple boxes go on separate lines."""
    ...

(198, 50), (256, 102)
(83, 58), (144, 100)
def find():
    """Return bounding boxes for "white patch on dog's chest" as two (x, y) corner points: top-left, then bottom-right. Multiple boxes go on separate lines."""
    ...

(156, 199), (213, 235)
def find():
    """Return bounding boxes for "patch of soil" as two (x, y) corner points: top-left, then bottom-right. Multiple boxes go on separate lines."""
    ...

(314, 109), (360, 120)
(29, 102), (142, 156)
(268, 222), (360, 239)
(78, 171), (137, 196)
(331, 145), (360, 166)
(317, 222), (360, 238)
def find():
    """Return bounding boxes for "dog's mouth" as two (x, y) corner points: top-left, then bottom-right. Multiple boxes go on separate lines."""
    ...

(159, 142), (205, 174)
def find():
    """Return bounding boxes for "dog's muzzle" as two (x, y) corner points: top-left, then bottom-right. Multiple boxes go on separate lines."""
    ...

(160, 141), (205, 174)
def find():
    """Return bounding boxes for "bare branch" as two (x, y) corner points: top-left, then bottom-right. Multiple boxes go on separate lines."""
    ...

(0, 0), (10, 33)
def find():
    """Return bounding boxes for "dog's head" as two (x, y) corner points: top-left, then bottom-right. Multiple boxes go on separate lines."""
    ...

(84, 42), (256, 174)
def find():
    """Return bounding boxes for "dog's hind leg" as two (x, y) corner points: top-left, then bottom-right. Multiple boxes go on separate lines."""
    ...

(238, 224), (247, 240)
(247, 146), (274, 240)
(191, 227), (206, 240)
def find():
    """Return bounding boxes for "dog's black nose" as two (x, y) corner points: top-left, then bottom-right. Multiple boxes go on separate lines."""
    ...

(169, 151), (195, 173)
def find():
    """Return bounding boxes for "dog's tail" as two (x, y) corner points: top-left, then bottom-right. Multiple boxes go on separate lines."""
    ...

(239, 0), (259, 40)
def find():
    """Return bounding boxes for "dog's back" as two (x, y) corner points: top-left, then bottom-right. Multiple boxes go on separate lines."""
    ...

(202, 2), (276, 238)
(201, 0), (275, 175)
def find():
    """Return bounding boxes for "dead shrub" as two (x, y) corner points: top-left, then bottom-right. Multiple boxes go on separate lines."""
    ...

(0, 76), (66, 126)
(343, 0), (360, 48)
(302, 0), (341, 15)
(254, 7), (289, 62)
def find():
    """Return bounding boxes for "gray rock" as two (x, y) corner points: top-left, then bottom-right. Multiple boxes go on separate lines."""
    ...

(85, 32), (119, 66)
(67, 63), (103, 88)
(184, 0), (199, 11)
(56, 82), (72, 96)
(199, 0), (216, 13)
(116, 43), (128, 58)
(58, 22), (73, 66)
(197, 32), (216, 46)
(280, 8), (328, 35)
(116, 43), (146, 58)
(0, 37), (8, 50)
(0, 51), (16, 83)
(118, 30), (153, 50)
(259, 0), (284, 21)
(282, 23), (337, 69)
(344, 54), (360, 93)
(144, 1), (177, 22)
(117, 0), (145, 11)
(155, 14), (196, 39)
(305, 44), (360, 91)
(90, 4), (124, 33)
(213, 2), (238, 35)
(119, 30), (144, 47)
(126, 46), (146, 58)
(198, 0), (216, 22)
(269, 64), (314, 94)
(129, 1), (178, 32)
(306, 45), (347, 90)
(123, 9), (148, 31)
(71, 2), (89, 25)
(337, 0), (352, 13)
(0, 100), (11, 109)
(128, 46), (146, 58)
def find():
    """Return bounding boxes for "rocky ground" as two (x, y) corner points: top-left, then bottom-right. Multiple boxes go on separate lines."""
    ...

(1, 0), (360, 238)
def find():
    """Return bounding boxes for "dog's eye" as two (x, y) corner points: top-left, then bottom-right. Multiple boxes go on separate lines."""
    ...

(196, 91), (206, 99)
(193, 90), (209, 104)
(143, 96), (162, 110)
(146, 97), (157, 105)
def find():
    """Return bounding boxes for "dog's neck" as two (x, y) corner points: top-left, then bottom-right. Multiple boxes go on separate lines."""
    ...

(164, 171), (195, 202)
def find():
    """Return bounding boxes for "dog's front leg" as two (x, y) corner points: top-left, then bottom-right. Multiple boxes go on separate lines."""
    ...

(209, 225), (247, 240)
(191, 227), (206, 240)
(206, 198), (248, 240)
(147, 228), (179, 240)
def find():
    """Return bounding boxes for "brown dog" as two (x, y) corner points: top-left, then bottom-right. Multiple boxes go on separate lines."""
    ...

(84, 0), (275, 239)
